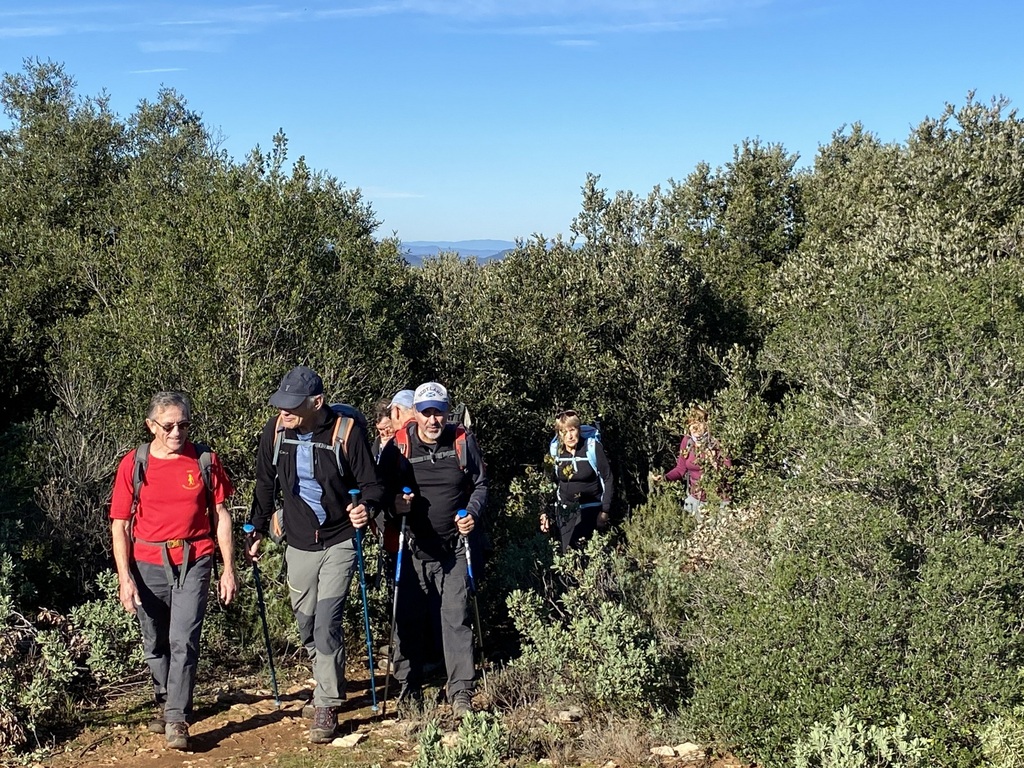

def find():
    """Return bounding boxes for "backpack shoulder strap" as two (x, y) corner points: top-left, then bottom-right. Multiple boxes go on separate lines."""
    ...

(454, 425), (468, 472)
(585, 437), (598, 475)
(331, 412), (355, 470)
(272, 415), (285, 467)
(132, 442), (150, 512)
(193, 442), (214, 491)
(393, 423), (412, 458)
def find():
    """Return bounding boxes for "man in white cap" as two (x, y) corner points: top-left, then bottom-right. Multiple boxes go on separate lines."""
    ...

(378, 381), (487, 718)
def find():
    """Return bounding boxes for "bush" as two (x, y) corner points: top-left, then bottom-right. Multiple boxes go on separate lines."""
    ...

(414, 711), (508, 768)
(793, 706), (930, 768)
(979, 706), (1024, 768)
(507, 536), (669, 715)
(69, 572), (143, 683)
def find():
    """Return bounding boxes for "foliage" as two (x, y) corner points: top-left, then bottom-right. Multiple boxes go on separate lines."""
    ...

(792, 706), (931, 768)
(979, 707), (1024, 768)
(413, 712), (508, 768)
(68, 572), (143, 682)
(507, 535), (672, 715)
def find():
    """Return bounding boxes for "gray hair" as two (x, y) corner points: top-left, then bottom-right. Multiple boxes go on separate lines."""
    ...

(147, 391), (191, 420)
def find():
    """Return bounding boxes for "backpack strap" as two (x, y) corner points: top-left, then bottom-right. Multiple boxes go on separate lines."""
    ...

(273, 412), (353, 471)
(395, 423), (467, 470)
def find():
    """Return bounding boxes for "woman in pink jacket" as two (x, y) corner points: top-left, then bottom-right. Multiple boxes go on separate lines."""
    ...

(653, 406), (730, 522)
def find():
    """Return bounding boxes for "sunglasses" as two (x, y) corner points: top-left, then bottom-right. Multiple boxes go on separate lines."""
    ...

(152, 420), (191, 433)
(555, 409), (577, 420)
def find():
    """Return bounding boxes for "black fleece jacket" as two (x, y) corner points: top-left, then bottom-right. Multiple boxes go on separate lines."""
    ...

(249, 406), (384, 551)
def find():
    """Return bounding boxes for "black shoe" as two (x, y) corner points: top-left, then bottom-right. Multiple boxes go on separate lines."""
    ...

(450, 689), (473, 718)
(309, 706), (337, 744)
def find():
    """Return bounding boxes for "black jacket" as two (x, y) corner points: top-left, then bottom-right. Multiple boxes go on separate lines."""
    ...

(378, 422), (487, 561)
(250, 406), (384, 551)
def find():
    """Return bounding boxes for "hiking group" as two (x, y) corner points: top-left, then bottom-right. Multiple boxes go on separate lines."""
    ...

(110, 366), (728, 749)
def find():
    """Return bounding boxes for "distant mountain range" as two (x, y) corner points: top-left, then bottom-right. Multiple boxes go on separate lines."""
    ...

(401, 239), (516, 265)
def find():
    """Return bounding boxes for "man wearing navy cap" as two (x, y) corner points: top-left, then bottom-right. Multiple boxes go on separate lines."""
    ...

(247, 365), (384, 742)
(379, 381), (487, 718)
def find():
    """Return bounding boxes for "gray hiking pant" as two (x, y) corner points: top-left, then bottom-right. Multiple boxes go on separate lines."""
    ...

(286, 539), (357, 708)
(393, 546), (475, 698)
(133, 555), (212, 724)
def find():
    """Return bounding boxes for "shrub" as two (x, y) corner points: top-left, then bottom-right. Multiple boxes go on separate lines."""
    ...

(69, 572), (143, 683)
(507, 536), (669, 715)
(413, 711), (508, 768)
(979, 706), (1024, 768)
(793, 706), (930, 768)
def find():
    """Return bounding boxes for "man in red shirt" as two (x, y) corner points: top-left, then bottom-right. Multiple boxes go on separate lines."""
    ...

(109, 391), (237, 750)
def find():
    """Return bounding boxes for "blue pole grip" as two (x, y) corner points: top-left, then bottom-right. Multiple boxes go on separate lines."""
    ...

(242, 523), (255, 534)
(403, 487), (412, 495)
(457, 508), (468, 519)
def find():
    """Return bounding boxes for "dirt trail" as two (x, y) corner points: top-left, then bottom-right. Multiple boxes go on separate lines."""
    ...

(37, 666), (743, 768)
(43, 669), (418, 768)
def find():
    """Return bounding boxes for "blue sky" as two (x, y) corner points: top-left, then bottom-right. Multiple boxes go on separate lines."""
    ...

(1, 1), (1021, 242)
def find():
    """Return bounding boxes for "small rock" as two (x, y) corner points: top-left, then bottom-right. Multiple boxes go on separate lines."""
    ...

(556, 707), (583, 722)
(391, 762), (412, 767)
(651, 745), (676, 757)
(538, 760), (554, 766)
(331, 732), (367, 748)
(675, 742), (702, 757)
(601, 761), (619, 768)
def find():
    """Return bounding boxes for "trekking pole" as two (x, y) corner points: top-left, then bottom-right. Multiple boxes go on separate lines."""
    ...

(241, 523), (280, 708)
(456, 509), (486, 684)
(382, 486), (411, 719)
(350, 489), (379, 714)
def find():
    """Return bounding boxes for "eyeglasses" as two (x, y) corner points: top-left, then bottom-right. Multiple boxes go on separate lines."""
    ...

(153, 420), (191, 433)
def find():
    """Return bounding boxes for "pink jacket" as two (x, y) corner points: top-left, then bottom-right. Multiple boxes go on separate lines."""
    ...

(664, 435), (731, 501)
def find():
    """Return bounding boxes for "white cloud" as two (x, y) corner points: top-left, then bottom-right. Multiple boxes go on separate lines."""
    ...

(0, 25), (62, 38)
(555, 38), (597, 47)
(365, 188), (426, 199)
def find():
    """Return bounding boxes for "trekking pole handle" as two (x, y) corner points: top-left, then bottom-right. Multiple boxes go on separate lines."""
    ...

(349, 488), (367, 529)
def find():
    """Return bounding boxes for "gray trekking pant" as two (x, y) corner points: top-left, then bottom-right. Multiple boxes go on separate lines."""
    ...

(286, 539), (357, 708)
(133, 555), (212, 724)
(393, 546), (475, 698)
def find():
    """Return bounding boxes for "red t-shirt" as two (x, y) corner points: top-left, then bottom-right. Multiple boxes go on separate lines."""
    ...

(110, 442), (234, 566)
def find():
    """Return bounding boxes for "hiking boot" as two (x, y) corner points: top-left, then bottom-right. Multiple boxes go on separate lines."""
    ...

(450, 689), (473, 717)
(309, 706), (337, 744)
(165, 721), (189, 750)
(146, 707), (165, 734)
